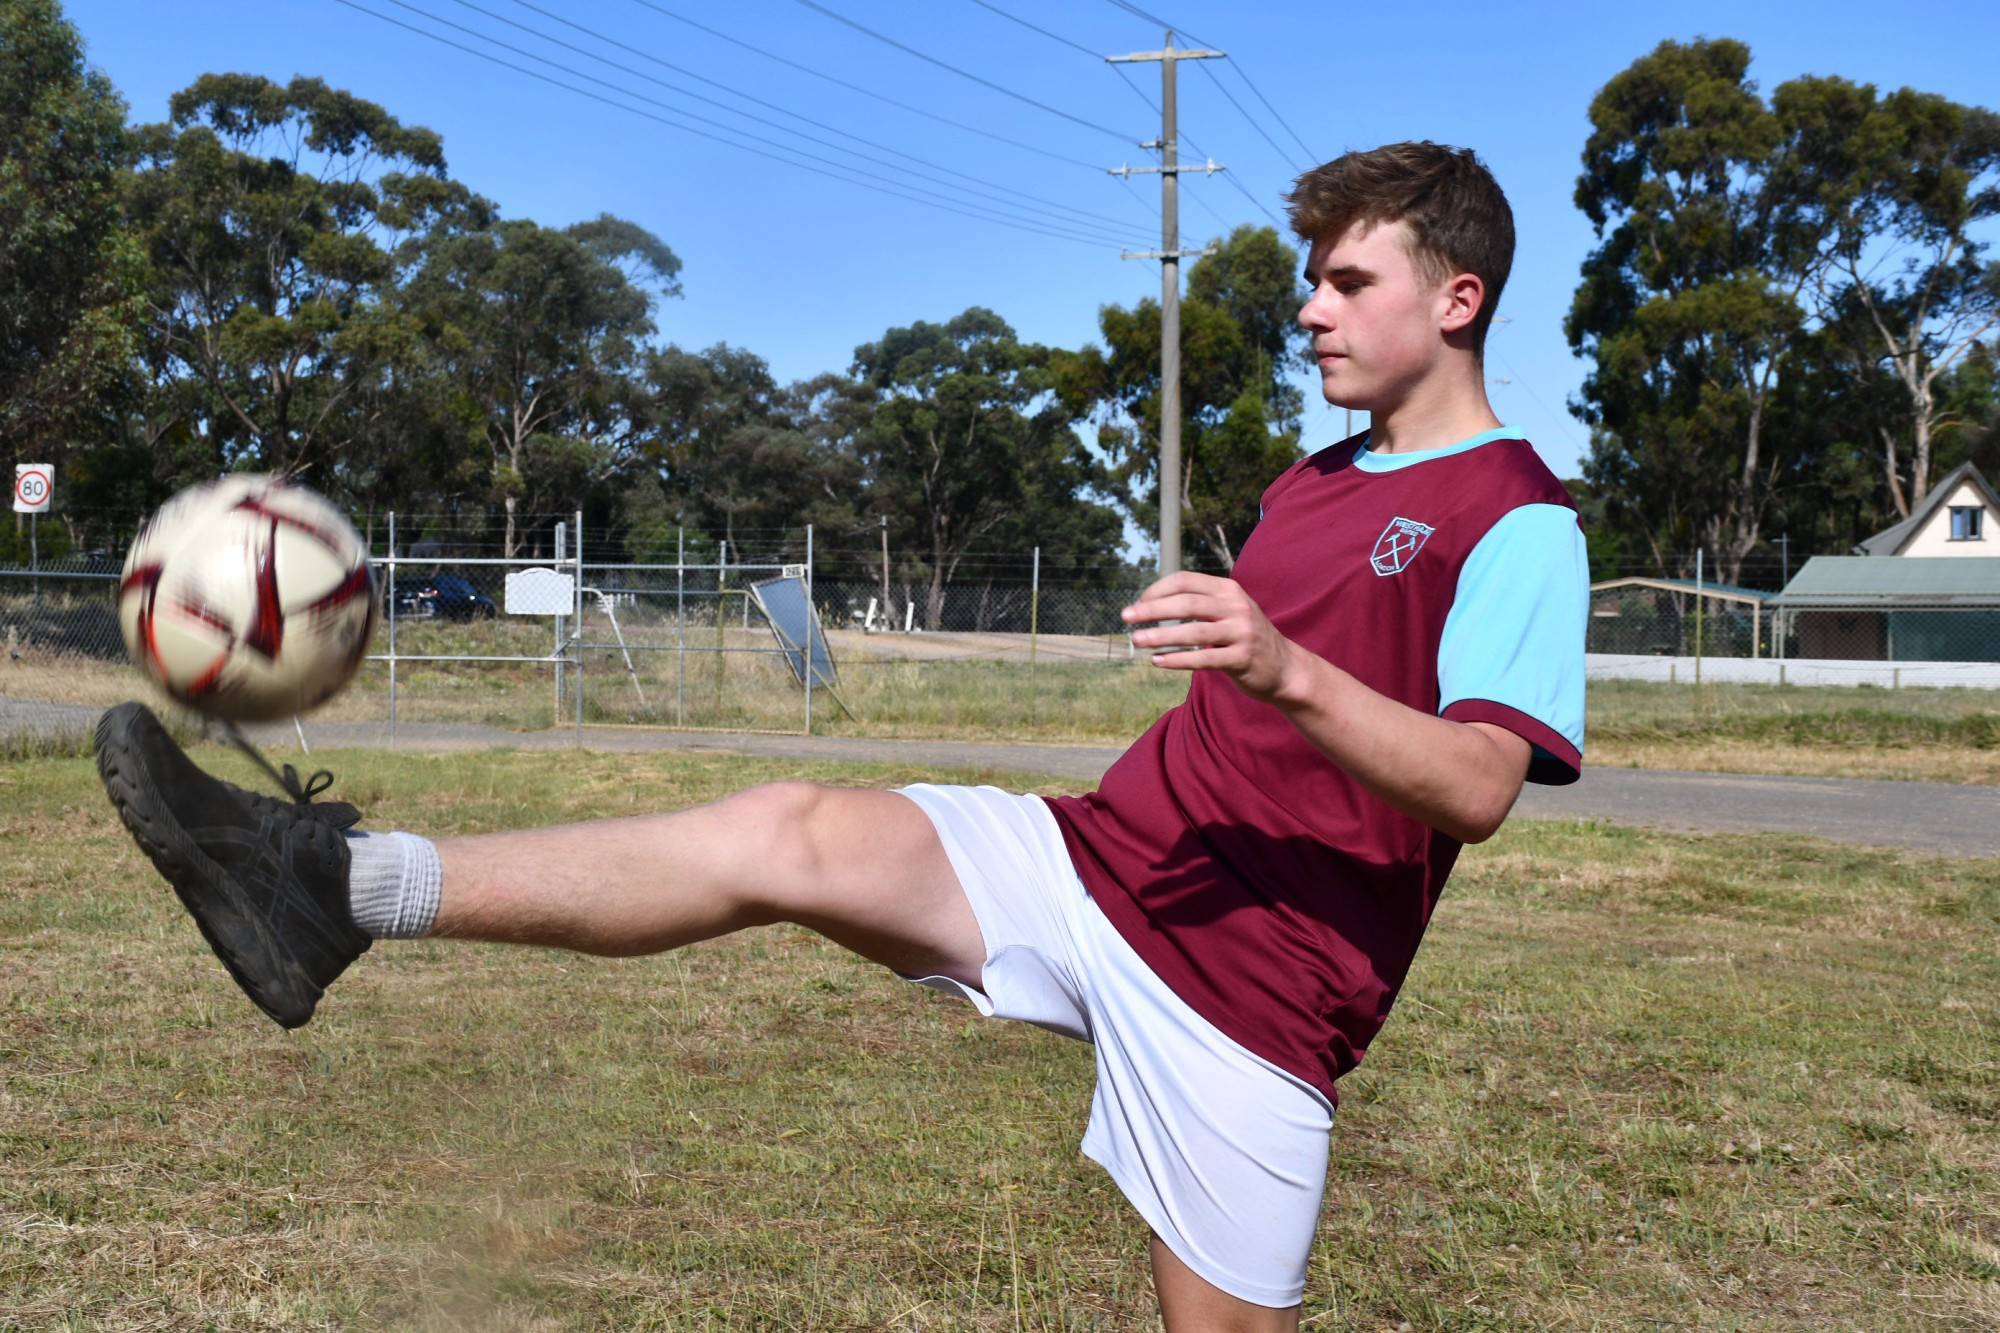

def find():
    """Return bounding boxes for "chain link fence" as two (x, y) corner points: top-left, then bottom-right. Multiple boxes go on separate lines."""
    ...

(12, 524), (2000, 745)
(1586, 579), (2000, 687)
(0, 519), (1173, 741)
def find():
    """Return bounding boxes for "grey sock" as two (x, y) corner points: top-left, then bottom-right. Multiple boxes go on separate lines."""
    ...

(343, 831), (443, 939)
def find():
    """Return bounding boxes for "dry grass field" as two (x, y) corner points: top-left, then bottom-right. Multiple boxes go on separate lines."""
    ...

(4, 743), (1998, 1330)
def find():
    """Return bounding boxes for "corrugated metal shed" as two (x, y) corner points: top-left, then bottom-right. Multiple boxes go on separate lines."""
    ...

(1771, 556), (2000, 607)
(1590, 576), (1772, 604)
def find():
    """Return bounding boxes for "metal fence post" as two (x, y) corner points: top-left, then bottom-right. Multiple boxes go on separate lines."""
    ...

(715, 539), (727, 716)
(804, 524), (814, 735)
(1694, 548), (1704, 690)
(574, 508), (585, 741)
(554, 520), (567, 725)
(1030, 546), (1041, 724)
(386, 511), (397, 748)
(675, 525), (685, 727)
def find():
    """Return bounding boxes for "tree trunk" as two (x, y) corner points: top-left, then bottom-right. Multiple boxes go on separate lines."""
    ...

(1910, 379), (1934, 510)
(1722, 396), (1765, 586)
(925, 566), (945, 631)
(1202, 523), (1236, 571)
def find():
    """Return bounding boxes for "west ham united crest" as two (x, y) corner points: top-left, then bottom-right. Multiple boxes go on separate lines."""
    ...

(1370, 517), (1435, 576)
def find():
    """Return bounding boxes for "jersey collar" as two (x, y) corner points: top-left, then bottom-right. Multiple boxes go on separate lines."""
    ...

(1351, 424), (1527, 472)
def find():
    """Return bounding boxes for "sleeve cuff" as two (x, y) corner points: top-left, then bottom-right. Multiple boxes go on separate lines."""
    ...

(1442, 698), (1582, 786)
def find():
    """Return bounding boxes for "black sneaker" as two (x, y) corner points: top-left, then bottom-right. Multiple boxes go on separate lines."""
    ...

(94, 701), (371, 1028)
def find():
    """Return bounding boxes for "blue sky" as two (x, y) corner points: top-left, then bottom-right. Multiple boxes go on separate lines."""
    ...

(64, 0), (2000, 494)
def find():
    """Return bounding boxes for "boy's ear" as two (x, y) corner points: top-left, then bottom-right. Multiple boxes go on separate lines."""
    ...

(1438, 273), (1486, 337)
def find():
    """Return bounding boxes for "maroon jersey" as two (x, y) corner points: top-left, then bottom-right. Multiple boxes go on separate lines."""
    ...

(1047, 433), (1582, 1100)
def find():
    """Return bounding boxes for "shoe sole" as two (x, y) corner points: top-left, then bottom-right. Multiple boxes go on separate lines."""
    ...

(94, 703), (318, 1028)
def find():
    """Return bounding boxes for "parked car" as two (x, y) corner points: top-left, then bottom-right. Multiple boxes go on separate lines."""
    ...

(385, 574), (496, 621)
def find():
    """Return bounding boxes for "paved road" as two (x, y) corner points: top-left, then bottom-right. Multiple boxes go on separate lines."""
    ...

(6, 696), (1995, 857)
(1509, 767), (1998, 858)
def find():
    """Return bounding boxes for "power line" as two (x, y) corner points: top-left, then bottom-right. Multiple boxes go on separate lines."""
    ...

(1102, 0), (1318, 164)
(1489, 348), (1585, 456)
(1115, 171), (1157, 222)
(328, 0), (1147, 250)
(1112, 62), (1161, 115)
(375, 0), (1146, 247)
(963, 0), (1099, 59)
(1183, 128), (1285, 231)
(1193, 59), (1301, 173)
(1179, 172), (1229, 233)
(1223, 62), (1317, 165)
(470, 0), (1150, 237)
(786, 0), (1139, 145)
(959, 1), (1250, 239)
(625, 0), (1107, 173)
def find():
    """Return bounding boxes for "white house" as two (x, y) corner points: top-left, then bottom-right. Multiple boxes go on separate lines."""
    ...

(1768, 462), (2000, 661)
(1854, 460), (1999, 557)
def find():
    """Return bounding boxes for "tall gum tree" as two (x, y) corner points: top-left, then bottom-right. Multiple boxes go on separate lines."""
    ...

(851, 308), (1101, 629)
(1568, 38), (1827, 584)
(125, 74), (480, 481)
(1777, 76), (2000, 516)
(408, 215), (680, 556)
(0, 0), (139, 493)
(1058, 225), (1306, 571)
(640, 344), (857, 560)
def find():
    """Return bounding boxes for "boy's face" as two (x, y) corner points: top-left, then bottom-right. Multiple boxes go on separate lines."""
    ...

(1297, 219), (1459, 413)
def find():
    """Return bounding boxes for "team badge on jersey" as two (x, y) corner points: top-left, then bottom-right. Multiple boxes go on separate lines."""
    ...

(1370, 517), (1435, 576)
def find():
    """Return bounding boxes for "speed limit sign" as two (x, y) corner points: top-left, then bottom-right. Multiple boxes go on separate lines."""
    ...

(13, 464), (52, 514)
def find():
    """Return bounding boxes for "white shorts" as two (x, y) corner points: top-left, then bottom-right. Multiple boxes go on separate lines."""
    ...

(896, 783), (1334, 1309)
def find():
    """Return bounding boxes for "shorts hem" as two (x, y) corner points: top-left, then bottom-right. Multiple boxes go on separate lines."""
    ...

(1077, 1134), (1306, 1309)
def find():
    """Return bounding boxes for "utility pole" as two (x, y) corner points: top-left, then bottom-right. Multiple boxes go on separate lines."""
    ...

(1109, 31), (1223, 576)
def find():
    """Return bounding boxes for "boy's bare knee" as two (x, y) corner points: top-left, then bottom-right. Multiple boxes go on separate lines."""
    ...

(716, 781), (841, 912)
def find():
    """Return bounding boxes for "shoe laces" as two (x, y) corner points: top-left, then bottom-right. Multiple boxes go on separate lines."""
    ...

(221, 724), (362, 838)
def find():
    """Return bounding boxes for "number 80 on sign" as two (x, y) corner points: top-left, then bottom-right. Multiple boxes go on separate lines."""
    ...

(13, 464), (52, 514)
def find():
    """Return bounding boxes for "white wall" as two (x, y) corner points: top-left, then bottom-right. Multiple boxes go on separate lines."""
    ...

(1586, 653), (2000, 689)
(1901, 480), (1997, 557)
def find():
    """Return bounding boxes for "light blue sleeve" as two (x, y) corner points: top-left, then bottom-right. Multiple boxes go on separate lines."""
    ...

(1436, 504), (1589, 780)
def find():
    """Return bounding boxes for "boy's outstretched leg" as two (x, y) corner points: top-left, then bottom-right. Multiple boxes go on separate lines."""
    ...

(94, 700), (1307, 1329)
(92, 700), (985, 1025)
(425, 778), (986, 984)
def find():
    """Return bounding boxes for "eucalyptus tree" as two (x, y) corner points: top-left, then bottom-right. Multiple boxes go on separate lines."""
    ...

(124, 74), (483, 485)
(1775, 75), (2000, 516)
(850, 307), (1107, 628)
(638, 344), (858, 561)
(1567, 38), (1823, 584)
(0, 0), (138, 473)
(1058, 225), (1306, 572)
(407, 214), (679, 555)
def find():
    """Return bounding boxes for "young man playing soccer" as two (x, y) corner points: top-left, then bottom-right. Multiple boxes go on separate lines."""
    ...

(96, 141), (1586, 1329)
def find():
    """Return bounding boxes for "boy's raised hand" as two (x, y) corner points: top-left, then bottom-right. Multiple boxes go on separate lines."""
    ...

(1122, 572), (1304, 704)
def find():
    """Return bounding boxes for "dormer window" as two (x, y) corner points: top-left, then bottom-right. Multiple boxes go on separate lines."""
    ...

(1950, 506), (1985, 541)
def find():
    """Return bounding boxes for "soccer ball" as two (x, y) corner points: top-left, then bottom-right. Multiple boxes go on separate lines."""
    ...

(117, 476), (377, 722)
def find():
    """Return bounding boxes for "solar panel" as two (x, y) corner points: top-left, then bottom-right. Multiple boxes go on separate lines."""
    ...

(751, 575), (837, 688)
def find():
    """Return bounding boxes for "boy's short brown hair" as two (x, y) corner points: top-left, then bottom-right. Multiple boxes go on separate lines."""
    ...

(1285, 142), (1514, 352)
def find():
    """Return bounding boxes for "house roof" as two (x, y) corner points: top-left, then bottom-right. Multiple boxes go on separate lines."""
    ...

(1854, 460), (2000, 555)
(1770, 555), (2000, 608)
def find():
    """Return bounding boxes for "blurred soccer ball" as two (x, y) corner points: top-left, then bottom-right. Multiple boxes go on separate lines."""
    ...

(117, 476), (377, 722)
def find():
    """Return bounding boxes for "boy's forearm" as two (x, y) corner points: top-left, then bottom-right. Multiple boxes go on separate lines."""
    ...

(1122, 571), (1534, 841)
(1267, 644), (1530, 844)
